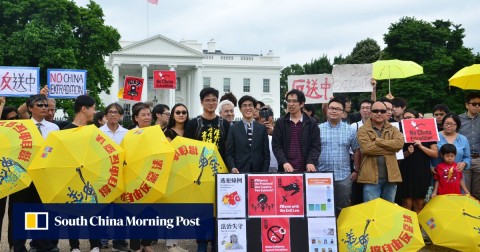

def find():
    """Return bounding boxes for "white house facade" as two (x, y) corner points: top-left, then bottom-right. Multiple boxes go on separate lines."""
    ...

(102, 34), (282, 119)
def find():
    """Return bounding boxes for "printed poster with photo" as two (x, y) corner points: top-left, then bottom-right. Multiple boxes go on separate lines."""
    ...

(248, 174), (304, 217)
(217, 219), (247, 252)
(308, 217), (338, 252)
(261, 218), (291, 252)
(217, 173), (246, 218)
(305, 173), (334, 217)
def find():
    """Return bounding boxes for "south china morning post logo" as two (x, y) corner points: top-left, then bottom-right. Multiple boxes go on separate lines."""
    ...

(25, 212), (49, 230)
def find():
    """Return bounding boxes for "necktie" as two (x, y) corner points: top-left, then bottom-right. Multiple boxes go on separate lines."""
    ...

(247, 122), (252, 147)
(36, 122), (43, 135)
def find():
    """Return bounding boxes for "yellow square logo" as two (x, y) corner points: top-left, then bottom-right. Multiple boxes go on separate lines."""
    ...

(25, 212), (48, 230)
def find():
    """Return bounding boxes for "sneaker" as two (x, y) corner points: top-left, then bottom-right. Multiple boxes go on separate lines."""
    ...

(91, 247), (100, 252)
(112, 245), (132, 252)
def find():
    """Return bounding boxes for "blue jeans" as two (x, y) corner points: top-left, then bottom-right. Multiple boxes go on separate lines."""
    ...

(363, 178), (397, 203)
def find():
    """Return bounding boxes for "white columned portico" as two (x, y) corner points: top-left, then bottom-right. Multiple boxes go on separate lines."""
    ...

(141, 64), (149, 102)
(168, 64), (177, 108)
(194, 65), (203, 115)
(112, 63), (121, 104)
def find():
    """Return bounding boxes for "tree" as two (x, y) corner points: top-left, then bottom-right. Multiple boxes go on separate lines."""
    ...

(382, 17), (477, 113)
(0, 0), (120, 118)
(303, 55), (332, 74)
(344, 38), (382, 64)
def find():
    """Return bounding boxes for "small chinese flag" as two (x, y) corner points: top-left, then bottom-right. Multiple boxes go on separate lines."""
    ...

(147, 0), (158, 4)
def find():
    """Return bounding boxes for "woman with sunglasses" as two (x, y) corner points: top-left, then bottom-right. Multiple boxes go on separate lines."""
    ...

(165, 103), (189, 142)
(397, 109), (438, 215)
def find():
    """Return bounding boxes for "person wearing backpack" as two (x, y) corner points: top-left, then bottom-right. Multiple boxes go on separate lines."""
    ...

(184, 87), (230, 252)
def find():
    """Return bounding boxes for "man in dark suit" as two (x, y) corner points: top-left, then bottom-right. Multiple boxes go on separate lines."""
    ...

(226, 95), (270, 173)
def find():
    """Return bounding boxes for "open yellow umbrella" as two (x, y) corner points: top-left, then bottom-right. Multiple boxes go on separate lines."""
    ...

(116, 126), (174, 203)
(0, 120), (44, 198)
(418, 194), (480, 251)
(373, 59), (423, 98)
(28, 125), (125, 203)
(338, 198), (424, 252)
(449, 64), (480, 90)
(157, 136), (228, 203)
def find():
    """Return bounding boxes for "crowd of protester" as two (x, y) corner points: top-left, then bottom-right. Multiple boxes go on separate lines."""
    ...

(1, 82), (479, 251)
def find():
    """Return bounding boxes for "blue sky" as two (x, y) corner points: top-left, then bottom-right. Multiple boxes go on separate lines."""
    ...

(75, 0), (480, 67)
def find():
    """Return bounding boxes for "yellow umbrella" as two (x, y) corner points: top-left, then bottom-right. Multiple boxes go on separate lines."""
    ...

(116, 126), (174, 203)
(372, 59), (423, 98)
(0, 120), (44, 198)
(28, 125), (125, 203)
(338, 198), (424, 252)
(449, 64), (480, 90)
(157, 136), (228, 203)
(418, 194), (480, 251)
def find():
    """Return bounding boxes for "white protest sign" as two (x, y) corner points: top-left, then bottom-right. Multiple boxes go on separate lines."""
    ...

(288, 74), (333, 104)
(0, 66), (40, 97)
(47, 69), (87, 98)
(332, 64), (373, 93)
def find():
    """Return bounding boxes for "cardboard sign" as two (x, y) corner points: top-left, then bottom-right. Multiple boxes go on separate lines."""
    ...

(332, 64), (373, 93)
(0, 66), (40, 97)
(288, 74), (333, 104)
(401, 118), (439, 143)
(122, 76), (144, 101)
(153, 70), (176, 89)
(47, 69), (87, 98)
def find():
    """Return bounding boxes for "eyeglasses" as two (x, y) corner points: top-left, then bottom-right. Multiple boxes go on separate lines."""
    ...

(360, 106), (371, 110)
(371, 109), (387, 114)
(469, 102), (480, 107)
(35, 103), (48, 108)
(286, 99), (299, 104)
(444, 122), (457, 127)
(175, 111), (187, 115)
(203, 99), (218, 104)
(434, 113), (446, 117)
(241, 103), (254, 108)
(327, 107), (343, 112)
(162, 112), (171, 116)
(107, 110), (119, 115)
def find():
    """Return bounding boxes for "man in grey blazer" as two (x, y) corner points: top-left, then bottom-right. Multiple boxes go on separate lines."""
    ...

(226, 95), (270, 173)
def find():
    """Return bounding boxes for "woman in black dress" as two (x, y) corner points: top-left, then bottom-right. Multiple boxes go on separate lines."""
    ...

(164, 103), (189, 141)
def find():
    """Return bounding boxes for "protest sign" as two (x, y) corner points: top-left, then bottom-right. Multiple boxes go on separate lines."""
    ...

(0, 66), (40, 97)
(217, 174), (246, 218)
(332, 64), (373, 93)
(153, 70), (176, 89)
(288, 74), (333, 104)
(47, 69), (87, 98)
(401, 118), (439, 143)
(122, 76), (144, 101)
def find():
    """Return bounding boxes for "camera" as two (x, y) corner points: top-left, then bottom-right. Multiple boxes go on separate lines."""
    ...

(259, 109), (273, 119)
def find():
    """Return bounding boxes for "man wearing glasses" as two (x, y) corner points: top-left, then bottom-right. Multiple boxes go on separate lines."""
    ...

(459, 92), (480, 200)
(356, 101), (404, 203)
(317, 97), (360, 214)
(272, 89), (320, 173)
(152, 104), (170, 131)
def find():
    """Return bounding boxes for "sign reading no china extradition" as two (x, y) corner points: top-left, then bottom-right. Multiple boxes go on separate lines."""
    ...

(0, 66), (40, 97)
(47, 69), (87, 98)
(401, 118), (439, 143)
(153, 70), (176, 89)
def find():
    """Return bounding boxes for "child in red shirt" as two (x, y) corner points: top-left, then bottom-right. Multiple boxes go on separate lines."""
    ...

(432, 144), (470, 197)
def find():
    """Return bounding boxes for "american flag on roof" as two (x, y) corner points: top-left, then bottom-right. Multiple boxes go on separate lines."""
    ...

(147, 0), (158, 4)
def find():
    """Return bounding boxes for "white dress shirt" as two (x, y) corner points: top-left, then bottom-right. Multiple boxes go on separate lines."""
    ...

(99, 124), (128, 145)
(32, 118), (59, 139)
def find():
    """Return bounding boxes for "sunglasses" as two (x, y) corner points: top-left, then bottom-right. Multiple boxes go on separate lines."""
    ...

(371, 109), (387, 114)
(469, 102), (480, 107)
(175, 111), (187, 115)
(36, 103), (48, 108)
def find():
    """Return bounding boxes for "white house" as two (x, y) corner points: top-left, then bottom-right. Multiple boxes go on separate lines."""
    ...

(102, 34), (282, 119)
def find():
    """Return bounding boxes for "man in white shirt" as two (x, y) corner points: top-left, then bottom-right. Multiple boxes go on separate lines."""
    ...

(99, 103), (128, 145)
(28, 94), (60, 138)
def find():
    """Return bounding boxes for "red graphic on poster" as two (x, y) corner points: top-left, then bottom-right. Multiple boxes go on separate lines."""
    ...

(401, 118), (439, 143)
(276, 175), (304, 216)
(222, 191), (241, 206)
(248, 175), (276, 216)
(153, 70), (176, 89)
(123, 76), (144, 101)
(262, 218), (291, 252)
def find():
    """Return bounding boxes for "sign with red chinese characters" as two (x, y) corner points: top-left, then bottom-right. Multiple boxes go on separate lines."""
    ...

(122, 76), (144, 101)
(261, 218), (291, 252)
(401, 118), (439, 143)
(0, 66), (40, 97)
(288, 74), (333, 104)
(248, 174), (304, 218)
(153, 70), (176, 89)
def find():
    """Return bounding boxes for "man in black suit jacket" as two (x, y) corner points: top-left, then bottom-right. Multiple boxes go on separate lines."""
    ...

(226, 95), (270, 173)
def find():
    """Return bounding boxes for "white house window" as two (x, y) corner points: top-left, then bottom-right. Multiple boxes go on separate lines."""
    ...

(203, 77), (211, 88)
(223, 78), (231, 92)
(243, 78), (250, 92)
(263, 79), (270, 93)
